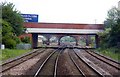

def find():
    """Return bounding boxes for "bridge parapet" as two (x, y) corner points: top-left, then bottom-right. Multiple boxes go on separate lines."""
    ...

(24, 22), (104, 29)
(24, 22), (104, 34)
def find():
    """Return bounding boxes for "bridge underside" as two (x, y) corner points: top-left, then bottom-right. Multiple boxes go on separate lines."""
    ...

(31, 33), (99, 49)
(26, 28), (103, 34)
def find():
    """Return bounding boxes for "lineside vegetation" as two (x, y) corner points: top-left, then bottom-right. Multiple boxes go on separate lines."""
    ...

(98, 6), (120, 61)
(0, 2), (31, 61)
(0, 49), (31, 62)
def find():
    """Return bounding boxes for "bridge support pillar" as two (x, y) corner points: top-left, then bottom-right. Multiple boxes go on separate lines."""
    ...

(32, 33), (38, 48)
(76, 41), (78, 46)
(75, 36), (79, 46)
(58, 36), (62, 45)
(86, 35), (89, 46)
(58, 38), (60, 45)
(95, 35), (99, 48)
(47, 38), (50, 45)
(43, 34), (51, 45)
(56, 35), (63, 45)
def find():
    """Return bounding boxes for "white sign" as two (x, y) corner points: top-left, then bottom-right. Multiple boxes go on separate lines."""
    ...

(1, 44), (5, 50)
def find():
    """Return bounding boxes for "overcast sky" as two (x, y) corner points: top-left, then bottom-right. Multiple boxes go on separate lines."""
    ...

(1, 0), (119, 24)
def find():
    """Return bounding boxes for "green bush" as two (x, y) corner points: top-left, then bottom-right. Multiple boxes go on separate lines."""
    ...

(13, 36), (21, 44)
(97, 48), (120, 61)
(1, 49), (31, 61)
(3, 38), (16, 49)
(21, 36), (31, 43)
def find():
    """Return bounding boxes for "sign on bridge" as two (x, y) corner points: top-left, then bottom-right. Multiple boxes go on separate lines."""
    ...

(21, 14), (38, 22)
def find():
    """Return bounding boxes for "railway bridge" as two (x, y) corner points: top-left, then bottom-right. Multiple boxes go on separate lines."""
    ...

(24, 22), (104, 48)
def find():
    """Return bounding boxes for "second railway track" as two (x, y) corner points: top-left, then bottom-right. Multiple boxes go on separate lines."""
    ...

(69, 48), (111, 77)
(1, 48), (46, 73)
(85, 49), (120, 70)
(75, 48), (119, 76)
(34, 46), (65, 77)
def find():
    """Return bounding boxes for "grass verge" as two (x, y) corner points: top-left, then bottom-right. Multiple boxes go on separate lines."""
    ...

(96, 48), (120, 62)
(0, 49), (31, 61)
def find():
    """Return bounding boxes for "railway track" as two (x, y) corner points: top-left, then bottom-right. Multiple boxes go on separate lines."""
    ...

(69, 48), (111, 77)
(34, 46), (65, 77)
(74, 48), (119, 76)
(1, 48), (46, 73)
(1, 45), (119, 76)
(85, 49), (120, 70)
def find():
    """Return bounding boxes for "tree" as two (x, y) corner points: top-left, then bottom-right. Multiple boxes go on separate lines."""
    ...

(100, 6), (120, 48)
(1, 19), (17, 48)
(2, 20), (12, 36)
(98, 28), (111, 48)
(104, 7), (118, 28)
(107, 8), (120, 48)
(0, 27), (1, 44)
(108, 19), (120, 47)
(0, 2), (24, 49)
(1, 2), (24, 36)
(0, 19), (2, 44)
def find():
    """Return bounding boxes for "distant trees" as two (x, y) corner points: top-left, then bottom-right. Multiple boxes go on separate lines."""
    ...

(61, 36), (76, 42)
(99, 6), (120, 49)
(0, 2), (24, 49)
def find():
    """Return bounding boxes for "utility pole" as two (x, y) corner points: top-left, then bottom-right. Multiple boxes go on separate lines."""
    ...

(118, 1), (120, 19)
(118, 1), (120, 11)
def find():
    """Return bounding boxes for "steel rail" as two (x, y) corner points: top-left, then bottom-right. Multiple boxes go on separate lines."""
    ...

(2, 49), (41, 65)
(85, 50), (120, 70)
(1, 49), (46, 73)
(54, 48), (64, 77)
(34, 46), (65, 77)
(73, 49), (109, 77)
(92, 50), (120, 64)
(68, 49), (86, 77)
(85, 47), (120, 64)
